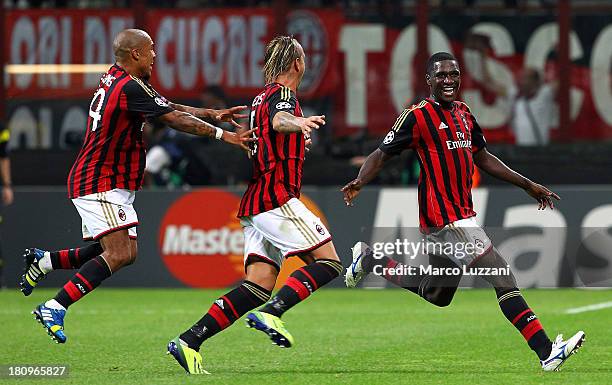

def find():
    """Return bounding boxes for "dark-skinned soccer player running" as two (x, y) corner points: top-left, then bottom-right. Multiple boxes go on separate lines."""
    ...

(342, 52), (584, 372)
(19, 29), (254, 345)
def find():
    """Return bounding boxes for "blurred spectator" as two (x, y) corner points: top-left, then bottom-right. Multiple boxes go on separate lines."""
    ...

(509, 68), (557, 146)
(199, 86), (231, 126)
(144, 120), (213, 188)
(471, 36), (558, 146)
(144, 86), (240, 187)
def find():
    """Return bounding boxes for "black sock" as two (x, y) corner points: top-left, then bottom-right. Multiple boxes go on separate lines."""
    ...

(366, 255), (419, 288)
(364, 249), (432, 291)
(50, 243), (103, 270)
(496, 288), (552, 360)
(260, 259), (342, 317)
(54, 256), (112, 308)
(180, 280), (271, 351)
(368, 255), (460, 306)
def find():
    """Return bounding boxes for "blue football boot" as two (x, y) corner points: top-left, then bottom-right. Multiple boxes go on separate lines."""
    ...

(32, 303), (67, 344)
(19, 248), (48, 296)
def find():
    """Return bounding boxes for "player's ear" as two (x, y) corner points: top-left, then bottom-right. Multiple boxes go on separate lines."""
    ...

(426, 74), (431, 86)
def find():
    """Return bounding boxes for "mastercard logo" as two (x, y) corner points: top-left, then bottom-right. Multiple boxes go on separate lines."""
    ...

(159, 189), (244, 288)
(158, 189), (329, 288)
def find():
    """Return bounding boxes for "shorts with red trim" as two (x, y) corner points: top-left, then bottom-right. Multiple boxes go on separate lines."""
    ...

(71, 189), (138, 241)
(240, 198), (331, 270)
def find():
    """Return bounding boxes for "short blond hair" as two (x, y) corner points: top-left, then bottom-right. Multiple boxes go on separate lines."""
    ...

(263, 36), (301, 84)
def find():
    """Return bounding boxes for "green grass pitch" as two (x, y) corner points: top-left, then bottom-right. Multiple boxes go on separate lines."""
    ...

(2, 288), (611, 384)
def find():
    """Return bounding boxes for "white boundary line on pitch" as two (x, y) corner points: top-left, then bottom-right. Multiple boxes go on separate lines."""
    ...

(565, 301), (612, 314)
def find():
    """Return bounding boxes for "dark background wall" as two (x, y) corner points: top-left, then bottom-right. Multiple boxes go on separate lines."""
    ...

(2, 186), (611, 289)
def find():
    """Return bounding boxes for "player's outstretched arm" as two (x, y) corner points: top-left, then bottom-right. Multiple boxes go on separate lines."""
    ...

(342, 149), (394, 206)
(272, 112), (325, 136)
(157, 110), (255, 151)
(168, 103), (248, 129)
(473, 147), (560, 210)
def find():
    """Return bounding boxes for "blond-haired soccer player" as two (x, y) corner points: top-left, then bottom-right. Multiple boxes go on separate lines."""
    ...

(168, 36), (343, 374)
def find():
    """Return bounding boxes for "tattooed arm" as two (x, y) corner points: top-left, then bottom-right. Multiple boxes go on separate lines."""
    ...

(156, 111), (254, 150)
(168, 103), (248, 129)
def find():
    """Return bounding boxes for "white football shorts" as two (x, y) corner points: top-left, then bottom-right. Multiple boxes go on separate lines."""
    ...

(71, 189), (138, 241)
(240, 198), (332, 270)
(424, 216), (492, 266)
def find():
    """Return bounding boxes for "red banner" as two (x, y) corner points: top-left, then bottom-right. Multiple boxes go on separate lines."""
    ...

(333, 21), (612, 141)
(5, 9), (612, 142)
(5, 10), (133, 99)
(145, 9), (341, 99)
(145, 9), (274, 99)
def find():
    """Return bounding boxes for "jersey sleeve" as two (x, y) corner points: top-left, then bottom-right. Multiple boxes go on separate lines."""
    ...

(378, 109), (418, 155)
(0, 124), (9, 158)
(268, 86), (297, 121)
(471, 115), (486, 153)
(123, 78), (174, 119)
(458, 102), (486, 153)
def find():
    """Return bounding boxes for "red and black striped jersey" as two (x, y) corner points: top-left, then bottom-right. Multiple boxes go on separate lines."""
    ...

(68, 64), (173, 198)
(379, 98), (487, 231)
(238, 83), (304, 217)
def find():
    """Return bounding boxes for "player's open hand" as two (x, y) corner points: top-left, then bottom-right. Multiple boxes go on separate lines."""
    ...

(525, 182), (560, 210)
(305, 135), (312, 153)
(213, 106), (248, 129)
(222, 128), (257, 151)
(341, 178), (363, 206)
(300, 115), (325, 137)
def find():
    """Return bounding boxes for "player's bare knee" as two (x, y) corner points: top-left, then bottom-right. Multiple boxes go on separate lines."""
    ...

(310, 241), (341, 262)
(124, 253), (137, 266)
(104, 249), (134, 269)
(100, 252), (120, 270)
(246, 274), (276, 293)
(126, 241), (138, 265)
(314, 253), (340, 262)
(245, 262), (278, 292)
(482, 266), (517, 289)
(489, 274), (517, 291)
(505, 269), (517, 287)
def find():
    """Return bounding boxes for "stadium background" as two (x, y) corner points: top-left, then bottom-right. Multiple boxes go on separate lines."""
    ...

(2, 0), (612, 289)
(1, 1), (611, 383)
